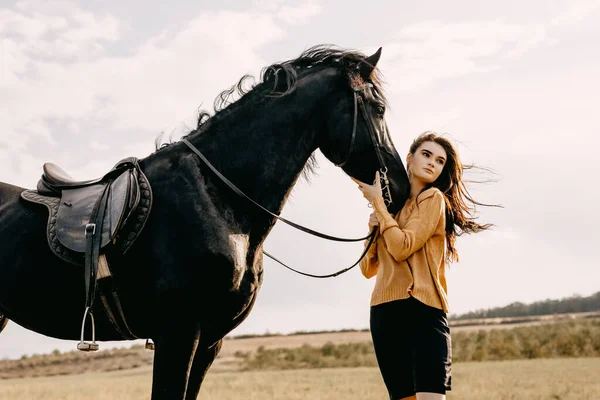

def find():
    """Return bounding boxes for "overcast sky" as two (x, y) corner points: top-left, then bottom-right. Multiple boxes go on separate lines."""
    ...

(1, 0), (599, 359)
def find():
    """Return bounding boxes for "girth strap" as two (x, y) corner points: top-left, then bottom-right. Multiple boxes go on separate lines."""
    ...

(97, 255), (139, 340)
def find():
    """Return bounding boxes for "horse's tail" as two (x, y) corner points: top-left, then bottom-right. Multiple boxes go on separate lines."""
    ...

(0, 313), (8, 334)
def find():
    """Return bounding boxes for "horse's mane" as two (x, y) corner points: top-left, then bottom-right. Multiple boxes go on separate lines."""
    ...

(206, 45), (386, 128)
(154, 45), (386, 182)
(155, 45), (386, 148)
(208, 45), (386, 120)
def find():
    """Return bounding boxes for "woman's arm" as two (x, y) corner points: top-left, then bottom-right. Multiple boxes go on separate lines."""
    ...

(360, 233), (379, 279)
(372, 191), (444, 262)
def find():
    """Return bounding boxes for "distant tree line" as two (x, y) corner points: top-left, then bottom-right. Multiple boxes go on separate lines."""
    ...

(227, 292), (600, 340)
(234, 319), (600, 370)
(450, 291), (600, 320)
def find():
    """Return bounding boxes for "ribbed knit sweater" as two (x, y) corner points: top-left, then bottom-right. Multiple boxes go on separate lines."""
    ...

(360, 187), (449, 312)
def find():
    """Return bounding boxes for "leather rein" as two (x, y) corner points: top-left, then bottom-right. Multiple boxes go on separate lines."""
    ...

(182, 83), (392, 278)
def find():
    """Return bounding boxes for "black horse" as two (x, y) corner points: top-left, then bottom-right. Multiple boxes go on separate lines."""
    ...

(0, 45), (409, 399)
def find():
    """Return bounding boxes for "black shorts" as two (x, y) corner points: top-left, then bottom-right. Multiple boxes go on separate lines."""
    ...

(370, 296), (452, 399)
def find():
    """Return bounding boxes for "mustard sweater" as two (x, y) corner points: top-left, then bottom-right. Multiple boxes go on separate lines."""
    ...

(360, 187), (450, 312)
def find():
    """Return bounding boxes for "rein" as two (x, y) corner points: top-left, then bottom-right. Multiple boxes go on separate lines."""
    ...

(182, 137), (373, 243)
(262, 230), (377, 278)
(181, 82), (392, 278)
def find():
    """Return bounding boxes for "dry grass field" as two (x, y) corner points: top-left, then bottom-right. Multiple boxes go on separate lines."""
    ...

(1, 357), (599, 400)
(1, 313), (598, 399)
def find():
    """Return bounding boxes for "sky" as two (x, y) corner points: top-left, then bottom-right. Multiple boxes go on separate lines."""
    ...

(1, 0), (599, 359)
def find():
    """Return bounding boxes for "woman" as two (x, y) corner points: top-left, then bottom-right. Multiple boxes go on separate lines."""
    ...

(352, 132), (493, 400)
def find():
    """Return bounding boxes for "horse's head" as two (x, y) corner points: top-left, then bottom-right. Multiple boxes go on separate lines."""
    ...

(308, 47), (410, 213)
(192, 45), (410, 213)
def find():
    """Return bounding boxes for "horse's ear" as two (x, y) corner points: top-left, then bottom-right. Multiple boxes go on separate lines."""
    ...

(359, 47), (382, 80)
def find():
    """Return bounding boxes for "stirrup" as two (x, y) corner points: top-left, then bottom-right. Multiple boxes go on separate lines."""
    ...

(77, 307), (99, 352)
(145, 339), (155, 350)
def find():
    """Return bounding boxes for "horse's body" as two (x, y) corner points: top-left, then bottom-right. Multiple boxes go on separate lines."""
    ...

(0, 46), (408, 399)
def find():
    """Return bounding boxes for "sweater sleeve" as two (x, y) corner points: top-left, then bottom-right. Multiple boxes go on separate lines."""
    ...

(360, 233), (379, 279)
(371, 191), (444, 262)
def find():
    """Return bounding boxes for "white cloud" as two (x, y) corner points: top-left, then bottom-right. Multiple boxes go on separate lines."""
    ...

(378, 1), (600, 94)
(1, 7), (285, 127)
(504, 23), (547, 58)
(472, 227), (523, 245)
(0, 3), (292, 185)
(551, 0), (600, 26)
(0, 1), (119, 62)
(253, 0), (285, 11)
(277, 3), (322, 25)
(252, 0), (322, 25)
(90, 141), (110, 151)
(0, 8), (66, 38)
(379, 19), (549, 93)
(0, 0), (124, 183)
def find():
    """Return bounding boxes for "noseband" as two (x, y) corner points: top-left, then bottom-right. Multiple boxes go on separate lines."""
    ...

(182, 81), (392, 278)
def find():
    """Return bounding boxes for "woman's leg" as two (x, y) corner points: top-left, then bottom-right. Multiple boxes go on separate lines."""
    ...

(370, 299), (416, 400)
(413, 299), (452, 398)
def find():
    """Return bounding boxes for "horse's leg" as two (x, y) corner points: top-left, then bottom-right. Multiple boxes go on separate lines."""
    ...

(184, 339), (223, 400)
(150, 315), (201, 400)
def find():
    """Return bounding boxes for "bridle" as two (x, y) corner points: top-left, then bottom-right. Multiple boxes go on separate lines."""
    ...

(181, 82), (394, 278)
(334, 83), (393, 208)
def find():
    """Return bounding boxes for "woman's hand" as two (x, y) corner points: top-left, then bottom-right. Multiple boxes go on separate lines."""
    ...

(368, 212), (379, 230)
(351, 171), (382, 203)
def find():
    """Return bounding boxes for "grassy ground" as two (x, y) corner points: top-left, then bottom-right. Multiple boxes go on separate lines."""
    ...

(1, 357), (598, 400)
(3, 316), (597, 379)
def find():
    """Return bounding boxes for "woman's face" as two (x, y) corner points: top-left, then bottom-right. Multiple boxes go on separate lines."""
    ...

(407, 141), (447, 184)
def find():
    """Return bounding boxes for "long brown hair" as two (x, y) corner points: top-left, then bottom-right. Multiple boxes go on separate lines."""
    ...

(409, 131), (497, 262)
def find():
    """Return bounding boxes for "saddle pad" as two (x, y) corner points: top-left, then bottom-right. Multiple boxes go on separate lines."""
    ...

(20, 192), (81, 265)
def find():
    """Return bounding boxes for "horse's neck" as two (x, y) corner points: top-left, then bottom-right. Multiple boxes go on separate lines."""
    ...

(187, 100), (318, 225)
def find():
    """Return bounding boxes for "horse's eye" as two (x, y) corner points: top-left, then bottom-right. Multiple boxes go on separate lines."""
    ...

(375, 105), (385, 116)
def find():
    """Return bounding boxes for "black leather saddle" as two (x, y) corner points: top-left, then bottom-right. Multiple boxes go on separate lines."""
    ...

(39, 160), (138, 253)
(21, 157), (153, 350)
